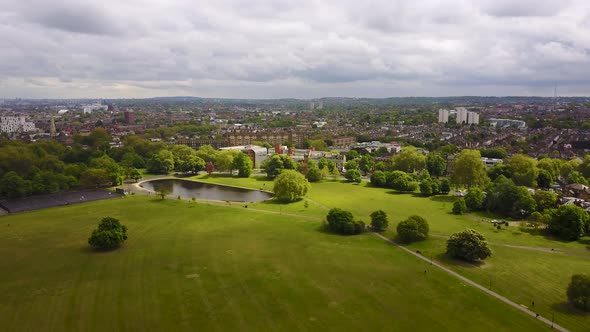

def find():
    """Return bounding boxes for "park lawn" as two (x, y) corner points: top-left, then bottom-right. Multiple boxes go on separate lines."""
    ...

(404, 237), (590, 332)
(0, 195), (548, 331)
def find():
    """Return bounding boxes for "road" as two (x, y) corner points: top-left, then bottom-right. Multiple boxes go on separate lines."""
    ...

(373, 232), (569, 332)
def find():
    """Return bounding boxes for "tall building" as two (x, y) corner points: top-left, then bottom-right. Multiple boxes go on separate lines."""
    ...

(456, 107), (468, 124)
(438, 109), (449, 123)
(124, 111), (136, 124)
(49, 116), (56, 138)
(467, 111), (479, 125)
(0, 116), (36, 133)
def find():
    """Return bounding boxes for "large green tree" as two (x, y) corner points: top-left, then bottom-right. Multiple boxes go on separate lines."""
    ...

(446, 229), (492, 262)
(567, 274), (590, 311)
(425, 152), (446, 177)
(450, 149), (488, 188)
(326, 208), (364, 235)
(548, 205), (589, 241)
(232, 153), (253, 178)
(507, 154), (538, 187)
(396, 215), (429, 243)
(88, 217), (128, 250)
(392, 146), (425, 173)
(273, 170), (310, 202)
(146, 150), (175, 174)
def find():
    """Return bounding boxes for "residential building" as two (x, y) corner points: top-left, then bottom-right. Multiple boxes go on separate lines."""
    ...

(456, 107), (468, 124)
(0, 116), (36, 133)
(438, 109), (449, 123)
(219, 145), (268, 168)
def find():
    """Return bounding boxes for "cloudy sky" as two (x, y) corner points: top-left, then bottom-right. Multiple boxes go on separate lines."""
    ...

(1, 0), (590, 98)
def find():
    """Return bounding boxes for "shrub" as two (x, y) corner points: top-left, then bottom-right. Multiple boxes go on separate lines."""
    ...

(567, 274), (590, 311)
(446, 229), (491, 262)
(452, 198), (467, 215)
(326, 208), (364, 235)
(88, 217), (128, 250)
(396, 215), (429, 243)
(370, 210), (389, 232)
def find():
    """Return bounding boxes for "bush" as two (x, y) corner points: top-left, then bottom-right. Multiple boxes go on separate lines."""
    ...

(370, 170), (386, 187)
(567, 274), (590, 311)
(273, 170), (311, 203)
(326, 208), (364, 235)
(306, 167), (322, 182)
(446, 229), (492, 262)
(370, 210), (389, 232)
(88, 217), (128, 250)
(464, 187), (485, 211)
(345, 169), (362, 183)
(396, 215), (429, 243)
(548, 205), (589, 241)
(439, 178), (451, 194)
(452, 198), (467, 215)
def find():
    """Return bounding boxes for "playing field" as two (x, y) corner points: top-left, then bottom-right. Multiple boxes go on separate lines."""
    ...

(0, 195), (550, 331)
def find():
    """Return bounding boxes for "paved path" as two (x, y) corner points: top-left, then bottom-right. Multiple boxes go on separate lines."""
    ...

(373, 232), (569, 332)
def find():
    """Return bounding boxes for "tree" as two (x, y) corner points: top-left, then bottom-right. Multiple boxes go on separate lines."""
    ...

(195, 145), (218, 163)
(232, 153), (253, 178)
(439, 178), (451, 194)
(370, 170), (386, 187)
(513, 186), (537, 218)
(215, 150), (239, 174)
(344, 160), (358, 171)
(358, 154), (375, 175)
(480, 148), (507, 159)
(464, 187), (485, 211)
(306, 166), (322, 182)
(451, 149), (488, 188)
(370, 210), (388, 232)
(548, 205), (589, 241)
(452, 198), (467, 215)
(537, 158), (559, 181)
(426, 152), (446, 177)
(508, 154), (538, 187)
(579, 155), (590, 178)
(146, 150), (175, 174)
(536, 169), (553, 189)
(392, 146), (425, 173)
(156, 187), (171, 200)
(567, 274), (590, 311)
(387, 171), (418, 192)
(345, 150), (359, 161)
(533, 190), (557, 212)
(396, 215), (429, 243)
(273, 170), (310, 203)
(205, 161), (215, 175)
(90, 155), (122, 185)
(345, 168), (362, 183)
(487, 163), (511, 181)
(129, 168), (142, 182)
(419, 178), (434, 196)
(88, 217), (128, 250)
(170, 144), (205, 174)
(0, 171), (32, 198)
(80, 168), (111, 187)
(446, 229), (492, 262)
(326, 208), (364, 235)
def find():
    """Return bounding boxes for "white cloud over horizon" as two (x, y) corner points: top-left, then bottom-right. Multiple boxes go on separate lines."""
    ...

(1, 0), (590, 98)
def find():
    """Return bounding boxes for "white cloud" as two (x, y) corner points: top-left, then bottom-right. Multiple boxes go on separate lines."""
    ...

(0, 0), (589, 98)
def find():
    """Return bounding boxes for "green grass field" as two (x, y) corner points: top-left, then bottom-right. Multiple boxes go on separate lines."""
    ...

(0, 195), (550, 331)
(193, 175), (590, 331)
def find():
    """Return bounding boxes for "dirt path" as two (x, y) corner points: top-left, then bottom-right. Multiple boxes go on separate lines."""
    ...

(373, 232), (569, 332)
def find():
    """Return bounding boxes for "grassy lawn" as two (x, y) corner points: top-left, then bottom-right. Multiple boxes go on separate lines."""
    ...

(0, 195), (549, 331)
(404, 238), (590, 332)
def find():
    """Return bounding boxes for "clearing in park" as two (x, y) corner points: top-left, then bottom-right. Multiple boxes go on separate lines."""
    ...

(0, 177), (588, 331)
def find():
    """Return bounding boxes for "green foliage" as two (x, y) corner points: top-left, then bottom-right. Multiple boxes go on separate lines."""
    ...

(88, 217), (128, 250)
(232, 153), (253, 178)
(370, 170), (386, 187)
(439, 178), (451, 194)
(480, 148), (507, 159)
(345, 150), (360, 161)
(446, 229), (492, 262)
(567, 274), (590, 311)
(579, 155), (590, 178)
(387, 170), (418, 192)
(508, 154), (538, 187)
(306, 166), (322, 182)
(452, 199), (467, 215)
(392, 146), (426, 173)
(487, 163), (511, 181)
(533, 190), (557, 212)
(215, 150), (239, 173)
(548, 205), (589, 241)
(170, 145), (205, 174)
(326, 208), (365, 235)
(345, 169), (362, 183)
(370, 210), (388, 232)
(396, 215), (429, 243)
(0, 171), (32, 198)
(425, 152), (446, 177)
(451, 150), (488, 188)
(273, 170), (310, 203)
(344, 160), (358, 171)
(146, 150), (175, 174)
(358, 155), (375, 175)
(464, 187), (485, 211)
(536, 169), (553, 189)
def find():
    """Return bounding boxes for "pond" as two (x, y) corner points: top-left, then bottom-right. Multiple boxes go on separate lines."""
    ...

(139, 179), (273, 202)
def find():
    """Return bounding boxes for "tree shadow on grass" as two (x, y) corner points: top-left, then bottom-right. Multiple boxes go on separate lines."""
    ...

(551, 302), (590, 317)
(429, 195), (458, 203)
(435, 252), (487, 268)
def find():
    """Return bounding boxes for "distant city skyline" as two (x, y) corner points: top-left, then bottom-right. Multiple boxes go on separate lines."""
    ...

(1, 0), (589, 99)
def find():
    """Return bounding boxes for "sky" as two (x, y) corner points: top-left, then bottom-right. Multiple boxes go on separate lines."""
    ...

(1, 0), (590, 99)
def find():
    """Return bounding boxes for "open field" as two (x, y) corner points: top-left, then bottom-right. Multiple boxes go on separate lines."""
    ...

(0, 195), (549, 331)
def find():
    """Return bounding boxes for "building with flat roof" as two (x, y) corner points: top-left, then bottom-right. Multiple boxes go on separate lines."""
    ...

(438, 109), (449, 123)
(219, 145), (268, 168)
(0, 116), (36, 133)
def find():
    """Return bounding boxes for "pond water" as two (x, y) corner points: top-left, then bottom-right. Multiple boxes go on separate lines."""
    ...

(139, 179), (273, 202)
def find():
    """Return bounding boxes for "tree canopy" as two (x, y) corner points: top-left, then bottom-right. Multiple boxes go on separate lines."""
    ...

(567, 274), (590, 311)
(88, 217), (128, 250)
(326, 208), (365, 235)
(446, 229), (492, 262)
(273, 170), (310, 203)
(450, 149), (488, 188)
(548, 205), (589, 241)
(396, 215), (429, 243)
(370, 210), (388, 232)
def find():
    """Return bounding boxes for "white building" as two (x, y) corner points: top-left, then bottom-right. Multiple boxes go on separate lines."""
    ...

(481, 157), (503, 168)
(0, 116), (36, 133)
(438, 109), (449, 123)
(489, 118), (526, 128)
(456, 107), (468, 124)
(83, 103), (108, 114)
(467, 111), (479, 125)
